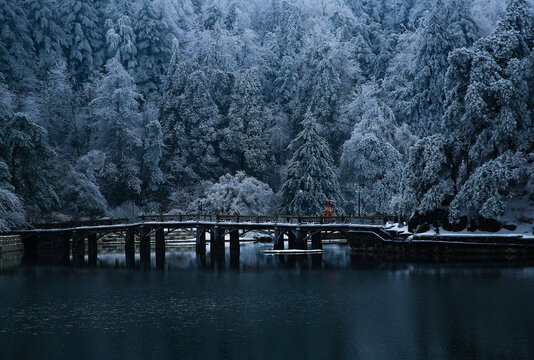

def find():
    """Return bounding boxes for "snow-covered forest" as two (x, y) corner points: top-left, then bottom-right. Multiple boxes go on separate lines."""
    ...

(0, 0), (533, 229)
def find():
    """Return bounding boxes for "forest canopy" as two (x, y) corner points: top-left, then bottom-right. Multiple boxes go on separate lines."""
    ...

(0, 0), (533, 229)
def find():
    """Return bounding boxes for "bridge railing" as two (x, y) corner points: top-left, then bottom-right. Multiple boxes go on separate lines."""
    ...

(139, 214), (389, 225)
(31, 218), (130, 229)
(28, 214), (390, 229)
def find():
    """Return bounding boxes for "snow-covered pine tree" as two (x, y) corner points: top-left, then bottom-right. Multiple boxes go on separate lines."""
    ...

(449, 152), (532, 221)
(221, 67), (274, 183)
(160, 0), (196, 40)
(399, 135), (454, 219)
(59, 0), (103, 84)
(442, 0), (534, 220)
(159, 39), (191, 137)
(274, 55), (298, 105)
(142, 104), (164, 195)
(105, 15), (137, 71)
(446, 0), (480, 48)
(280, 110), (341, 215)
(24, 0), (67, 75)
(0, 83), (25, 229)
(90, 58), (144, 205)
(299, 21), (359, 149)
(444, 0), (534, 178)
(39, 61), (83, 158)
(177, 70), (221, 181)
(340, 82), (410, 215)
(134, 0), (171, 96)
(206, 69), (235, 116)
(1, 112), (58, 213)
(102, 0), (133, 19)
(409, 2), (453, 135)
(0, 0), (34, 85)
(0, 159), (25, 230)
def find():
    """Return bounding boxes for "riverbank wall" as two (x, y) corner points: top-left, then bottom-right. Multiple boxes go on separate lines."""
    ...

(348, 232), (534, 261)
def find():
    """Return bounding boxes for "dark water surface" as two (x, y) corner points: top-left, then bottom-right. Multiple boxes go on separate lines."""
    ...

(2, 244), (534, 360)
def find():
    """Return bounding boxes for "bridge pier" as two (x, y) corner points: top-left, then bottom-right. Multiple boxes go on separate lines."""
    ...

(72, 232), (85, 267)
(140, 226), (151, 270)
(295, 228), (307, 250)
(125, 228), (135, 268)
(230, 229), (240, 268)
(196, 228), (207, 267)
(155, 228), (165, 270)
(287, 231), (296, 249)
(311, 232), (322, 250)
(61, 232), (71, 266)
(196, 228), (206, 254)
(88, 233), (97, 266)
(273, 229), (284, 250)
(210, 226), (225, 267)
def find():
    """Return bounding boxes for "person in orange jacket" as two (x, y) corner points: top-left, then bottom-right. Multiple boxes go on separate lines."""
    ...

(323, 200), (334, 217)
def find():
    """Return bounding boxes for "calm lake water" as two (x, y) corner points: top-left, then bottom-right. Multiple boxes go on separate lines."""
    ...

(2, 243), (534, 360)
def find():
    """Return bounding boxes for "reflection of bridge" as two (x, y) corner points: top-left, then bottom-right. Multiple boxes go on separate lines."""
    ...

(9, 214), (394, 269)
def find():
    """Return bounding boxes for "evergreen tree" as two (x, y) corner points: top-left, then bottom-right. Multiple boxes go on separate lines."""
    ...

(134, 0), (171, 96)
(0, 79), (25, 229)
(446, 0), (480, 48)
(90, 58), (143, 205)
(142, 105), (164, 195)
(60, 0), (103, 83)
(1, 112), (58, 213)
(340, 83), (411, 215)
(449, 152), (531, 220)
(274, 55), (298, 105)
(0, 0), (34, 84)
(160, 39), (191, 137)
(39, 61), (83, 157)
(54, 164), (108, 218)
(398, 135), (454, 218)
(444, 0), (534, 181)
(105, 15), (137, 70)
(409, 3), (453, 134)
(221, 68), (274, 182)
(206, 69), (235, 116)
(0, 186), (26, 231)
(280, 111), (341, 215)
(299, 22), (359, 149)
(24, 0), (67, 74)
(177, 70), (221, 182)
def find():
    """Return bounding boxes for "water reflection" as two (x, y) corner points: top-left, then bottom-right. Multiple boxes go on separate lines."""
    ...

(92, 243), (350, 271)
(2, 258), (534, 360)
(0, 250), (23, 272)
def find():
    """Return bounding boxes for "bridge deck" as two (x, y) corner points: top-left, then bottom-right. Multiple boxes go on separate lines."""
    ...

(11, 221), (386, 234)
